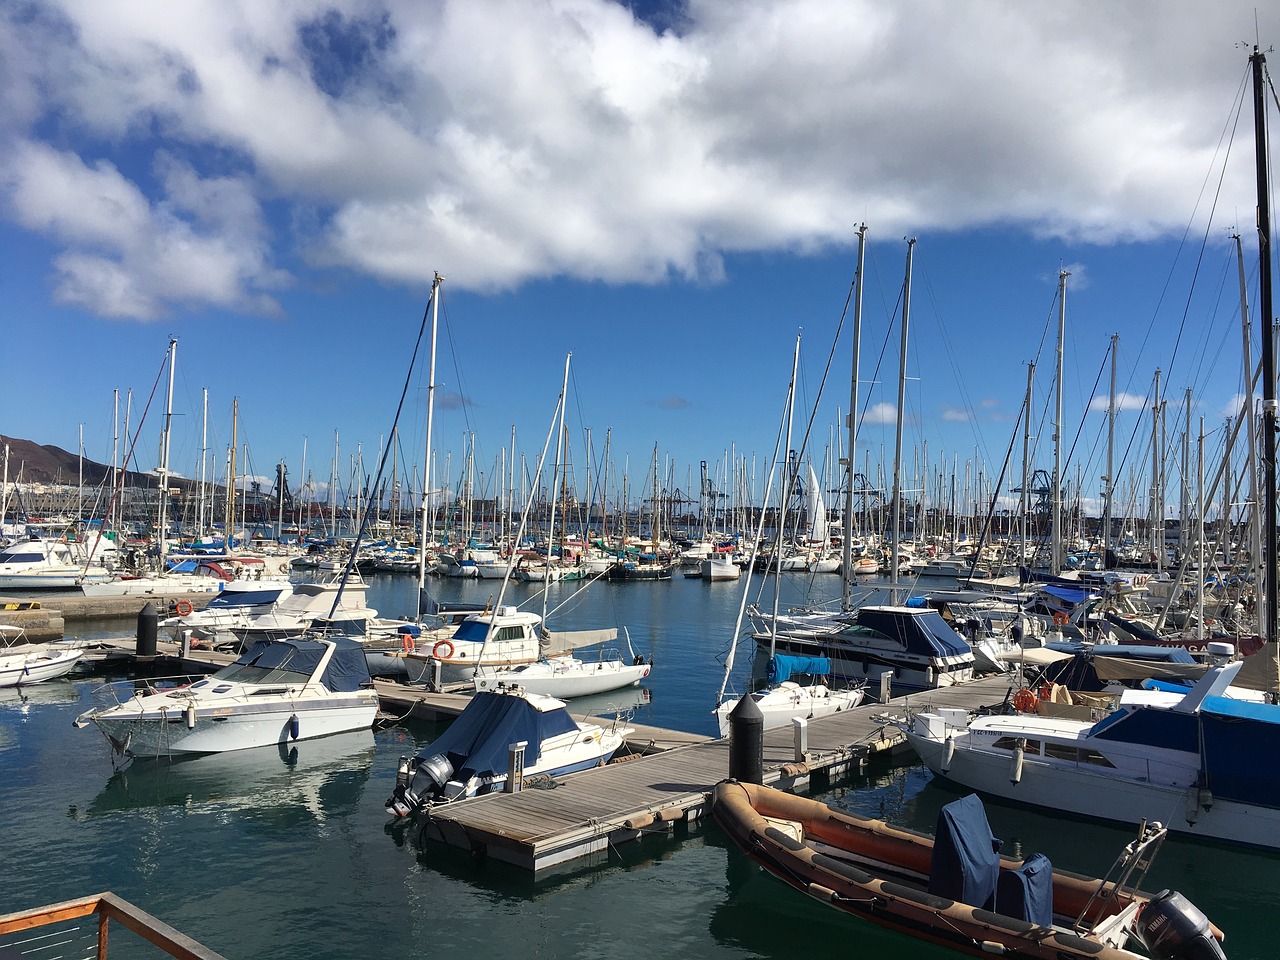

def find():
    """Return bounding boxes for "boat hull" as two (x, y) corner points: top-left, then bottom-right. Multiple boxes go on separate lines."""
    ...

(0, 647), (83, 688)
(473, 660), (651, 698)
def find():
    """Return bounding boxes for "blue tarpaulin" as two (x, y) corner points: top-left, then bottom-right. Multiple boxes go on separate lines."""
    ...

(996, 853), (1053, 927)
(767, 655), (831, 684)
(415, 692), (578, 779)
(928, 793), (1002, 909)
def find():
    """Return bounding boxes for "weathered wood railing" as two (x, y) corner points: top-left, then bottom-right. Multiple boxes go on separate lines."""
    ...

(0, 893), (226, 960)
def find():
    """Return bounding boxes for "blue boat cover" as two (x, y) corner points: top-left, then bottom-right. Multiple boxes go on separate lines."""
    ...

(232, 637), (371, 692)
(1041, 584), (1093, 604)
(1199, 695), (1280, 806)
(928, 794), (1001, 909)
(996, 853), (1053, 927)
(855, 608), (971, 658)
(416, 692), (578, 778)
(768, 655), (831, 684)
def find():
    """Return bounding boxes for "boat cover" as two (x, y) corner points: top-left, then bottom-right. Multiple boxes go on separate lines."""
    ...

(417, 692), (578, 777)
(1041, 584), (1093, 605)
(928, 793), (1001, 910)
(996, 853), (1053, 927)
(857, 608), (971, 659)
(768, 655), (831, 684)
(233, 637), (372, 691)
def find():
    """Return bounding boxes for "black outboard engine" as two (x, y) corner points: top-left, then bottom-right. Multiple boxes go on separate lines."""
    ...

(1136, 889), (1227, 960)
(385, 753), (455, 816)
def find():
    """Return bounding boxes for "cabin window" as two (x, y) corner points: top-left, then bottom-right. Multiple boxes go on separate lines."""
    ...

(1043, 742), (1078, 761)
(496, 625), (526, 641)
(992, 736), (1041, 754)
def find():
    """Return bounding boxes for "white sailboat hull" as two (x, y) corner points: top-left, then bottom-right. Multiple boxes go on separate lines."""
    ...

(473, 658), (651, 698)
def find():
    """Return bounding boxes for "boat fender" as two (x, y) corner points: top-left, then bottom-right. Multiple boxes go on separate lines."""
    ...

(184, 704), (196, 730)
(1010, 740), (1025, 784)
(175, 599), (194, 617)
(432, 640), (454, 659)
(1011, 689), (1037, 713)
(289, 714), (300, 740)
(977, 943), (1007, 955)
(623, 812), (655, 830)
(656, 806), (684, 823)
(942, 735), (955, 773)
(780, 762), (811, 777)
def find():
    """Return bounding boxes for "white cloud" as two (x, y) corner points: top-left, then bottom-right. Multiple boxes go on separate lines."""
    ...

(1, 0), (1276, 317)
(862, 401), (896, 426)
(941, 408), (971, 423)
(1088, 391), (1150, 414)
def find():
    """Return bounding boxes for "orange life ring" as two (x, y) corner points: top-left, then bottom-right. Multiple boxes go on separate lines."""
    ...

(175, 600), (194, 617)
(1052, 612), (1069, 626)
(432, 639), (455, 660)
(401, 633), (414, 652)
(1012, 688), (1037, 713)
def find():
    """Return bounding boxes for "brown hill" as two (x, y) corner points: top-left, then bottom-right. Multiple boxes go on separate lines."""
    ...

(0, 435), (161, 487)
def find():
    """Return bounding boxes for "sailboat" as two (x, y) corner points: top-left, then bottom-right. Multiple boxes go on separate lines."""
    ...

(901, 47), (1280, 850)
(715, 334), (866, 733)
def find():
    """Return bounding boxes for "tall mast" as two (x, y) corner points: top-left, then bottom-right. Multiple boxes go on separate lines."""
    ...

(1052, 270), (1067, 576)
(890, 239), (915, 598)
(156, 337), (177, 568)
(842, 223), (867, 610)
(1252, 47), (1278, 645)
(1104, 336), (1117, 559)
(416, 272), (444, 617)
(1234, 234), (1262, 626)
(198, 388), (208, 538)
(227, 398), (238, 549)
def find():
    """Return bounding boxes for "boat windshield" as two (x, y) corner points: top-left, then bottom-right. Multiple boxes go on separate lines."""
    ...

(206, 589), (284, 610)
(212, 643), (318, 685)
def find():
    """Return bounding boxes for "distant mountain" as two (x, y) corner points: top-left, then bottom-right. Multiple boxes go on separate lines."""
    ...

(0, 435), (160, 487)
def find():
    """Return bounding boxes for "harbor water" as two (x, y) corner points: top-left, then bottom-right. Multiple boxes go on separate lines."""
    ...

(2, 573), (1274, 959)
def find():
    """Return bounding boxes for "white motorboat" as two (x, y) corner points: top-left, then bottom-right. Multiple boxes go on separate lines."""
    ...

(0, 625), (84, 688)
(230, 579), (402, 649)
(701, 553), (741, 581)
(472, 647), (651, 698)
(713, 654), (864, 736)
(385, 686), (631, 813)
(75, 636), (379, 758)
(161, 577), (294, 647)
(0, 534), (112, 590)
(752, 604), (975, 691)
(901, 654), (1280, 849)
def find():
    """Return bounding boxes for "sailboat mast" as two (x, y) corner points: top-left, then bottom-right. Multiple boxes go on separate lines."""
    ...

(842, 223), (867, 610)
(156, 337), (177, 568)
(416, 272), (443, 615)
(890, 239), (915, 597)
(1233, 234), (1262, 628)
(1252, 47), (1278, 645)
(1052, 270), (1067, 577)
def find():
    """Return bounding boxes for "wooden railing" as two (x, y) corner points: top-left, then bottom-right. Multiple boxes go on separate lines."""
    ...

(0, 892), (226, 960)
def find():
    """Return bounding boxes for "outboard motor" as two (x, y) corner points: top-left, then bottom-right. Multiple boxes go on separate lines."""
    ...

(1136, 889), (1227, 960)
(407, 753), (455, 804)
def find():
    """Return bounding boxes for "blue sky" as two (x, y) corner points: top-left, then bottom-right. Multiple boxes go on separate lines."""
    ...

(2, 1), (1278, 517)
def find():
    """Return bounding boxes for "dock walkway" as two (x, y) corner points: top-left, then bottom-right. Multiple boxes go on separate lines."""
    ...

(407, 674), (1017, 872)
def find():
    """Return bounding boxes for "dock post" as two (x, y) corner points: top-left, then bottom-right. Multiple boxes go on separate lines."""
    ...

(136, 602), (158, 658)
(728, 693), (764, 784)
(792, 716), (808, 761)
(877, 670), (893, 703)
(506, 740), (528, 793)
(180, 629), (191, 658)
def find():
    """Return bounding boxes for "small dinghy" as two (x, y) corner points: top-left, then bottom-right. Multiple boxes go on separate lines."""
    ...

(712, 780), (1226, 960)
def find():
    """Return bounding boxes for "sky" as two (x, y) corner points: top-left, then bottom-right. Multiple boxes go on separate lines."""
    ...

(2, 1), (1279, 518)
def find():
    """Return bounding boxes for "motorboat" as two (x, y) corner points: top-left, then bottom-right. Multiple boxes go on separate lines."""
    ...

(752, 604), (975, 691)
(713, 655), (864, 737)
(0, 534), (112, 589)
(405, 606), (608, 686)
(472, 641), (652, 698)
(712, 780), (1226, 960)
(385, 686), (631, 813)
(0, 625), (84, 688)
(74, 636), (379, 757)
(901, 652), (1280, 850)
(230, 579), (405, 649)
(160, 577), (294, 647)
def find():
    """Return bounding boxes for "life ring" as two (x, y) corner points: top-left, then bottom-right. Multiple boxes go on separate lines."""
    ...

(1052, 612), (1069, 626)
(401, 633), (414, 652)
(175, 600), (194, 617)
(1012, 688), (1037, 713)
(432, 639), (455, 660)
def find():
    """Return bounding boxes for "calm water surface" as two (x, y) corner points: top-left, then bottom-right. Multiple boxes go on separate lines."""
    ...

(1, 573), (1272, 959)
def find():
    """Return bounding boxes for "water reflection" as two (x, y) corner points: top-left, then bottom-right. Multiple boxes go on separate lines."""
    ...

(77, 730), (376, 823)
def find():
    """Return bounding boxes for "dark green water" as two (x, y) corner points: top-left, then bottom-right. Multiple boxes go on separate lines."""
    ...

(1, 573), (1272, 959)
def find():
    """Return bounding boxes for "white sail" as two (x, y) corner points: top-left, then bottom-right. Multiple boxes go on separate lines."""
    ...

(805, 464), (827, 544)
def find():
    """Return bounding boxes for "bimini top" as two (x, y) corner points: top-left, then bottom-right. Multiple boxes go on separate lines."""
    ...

(853, 607), (972, 659)
(415, 690), (576, 778)
(226, 637), (372, 692)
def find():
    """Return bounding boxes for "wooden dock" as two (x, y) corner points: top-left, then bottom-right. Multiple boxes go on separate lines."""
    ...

(406, 674), (1018, 873)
